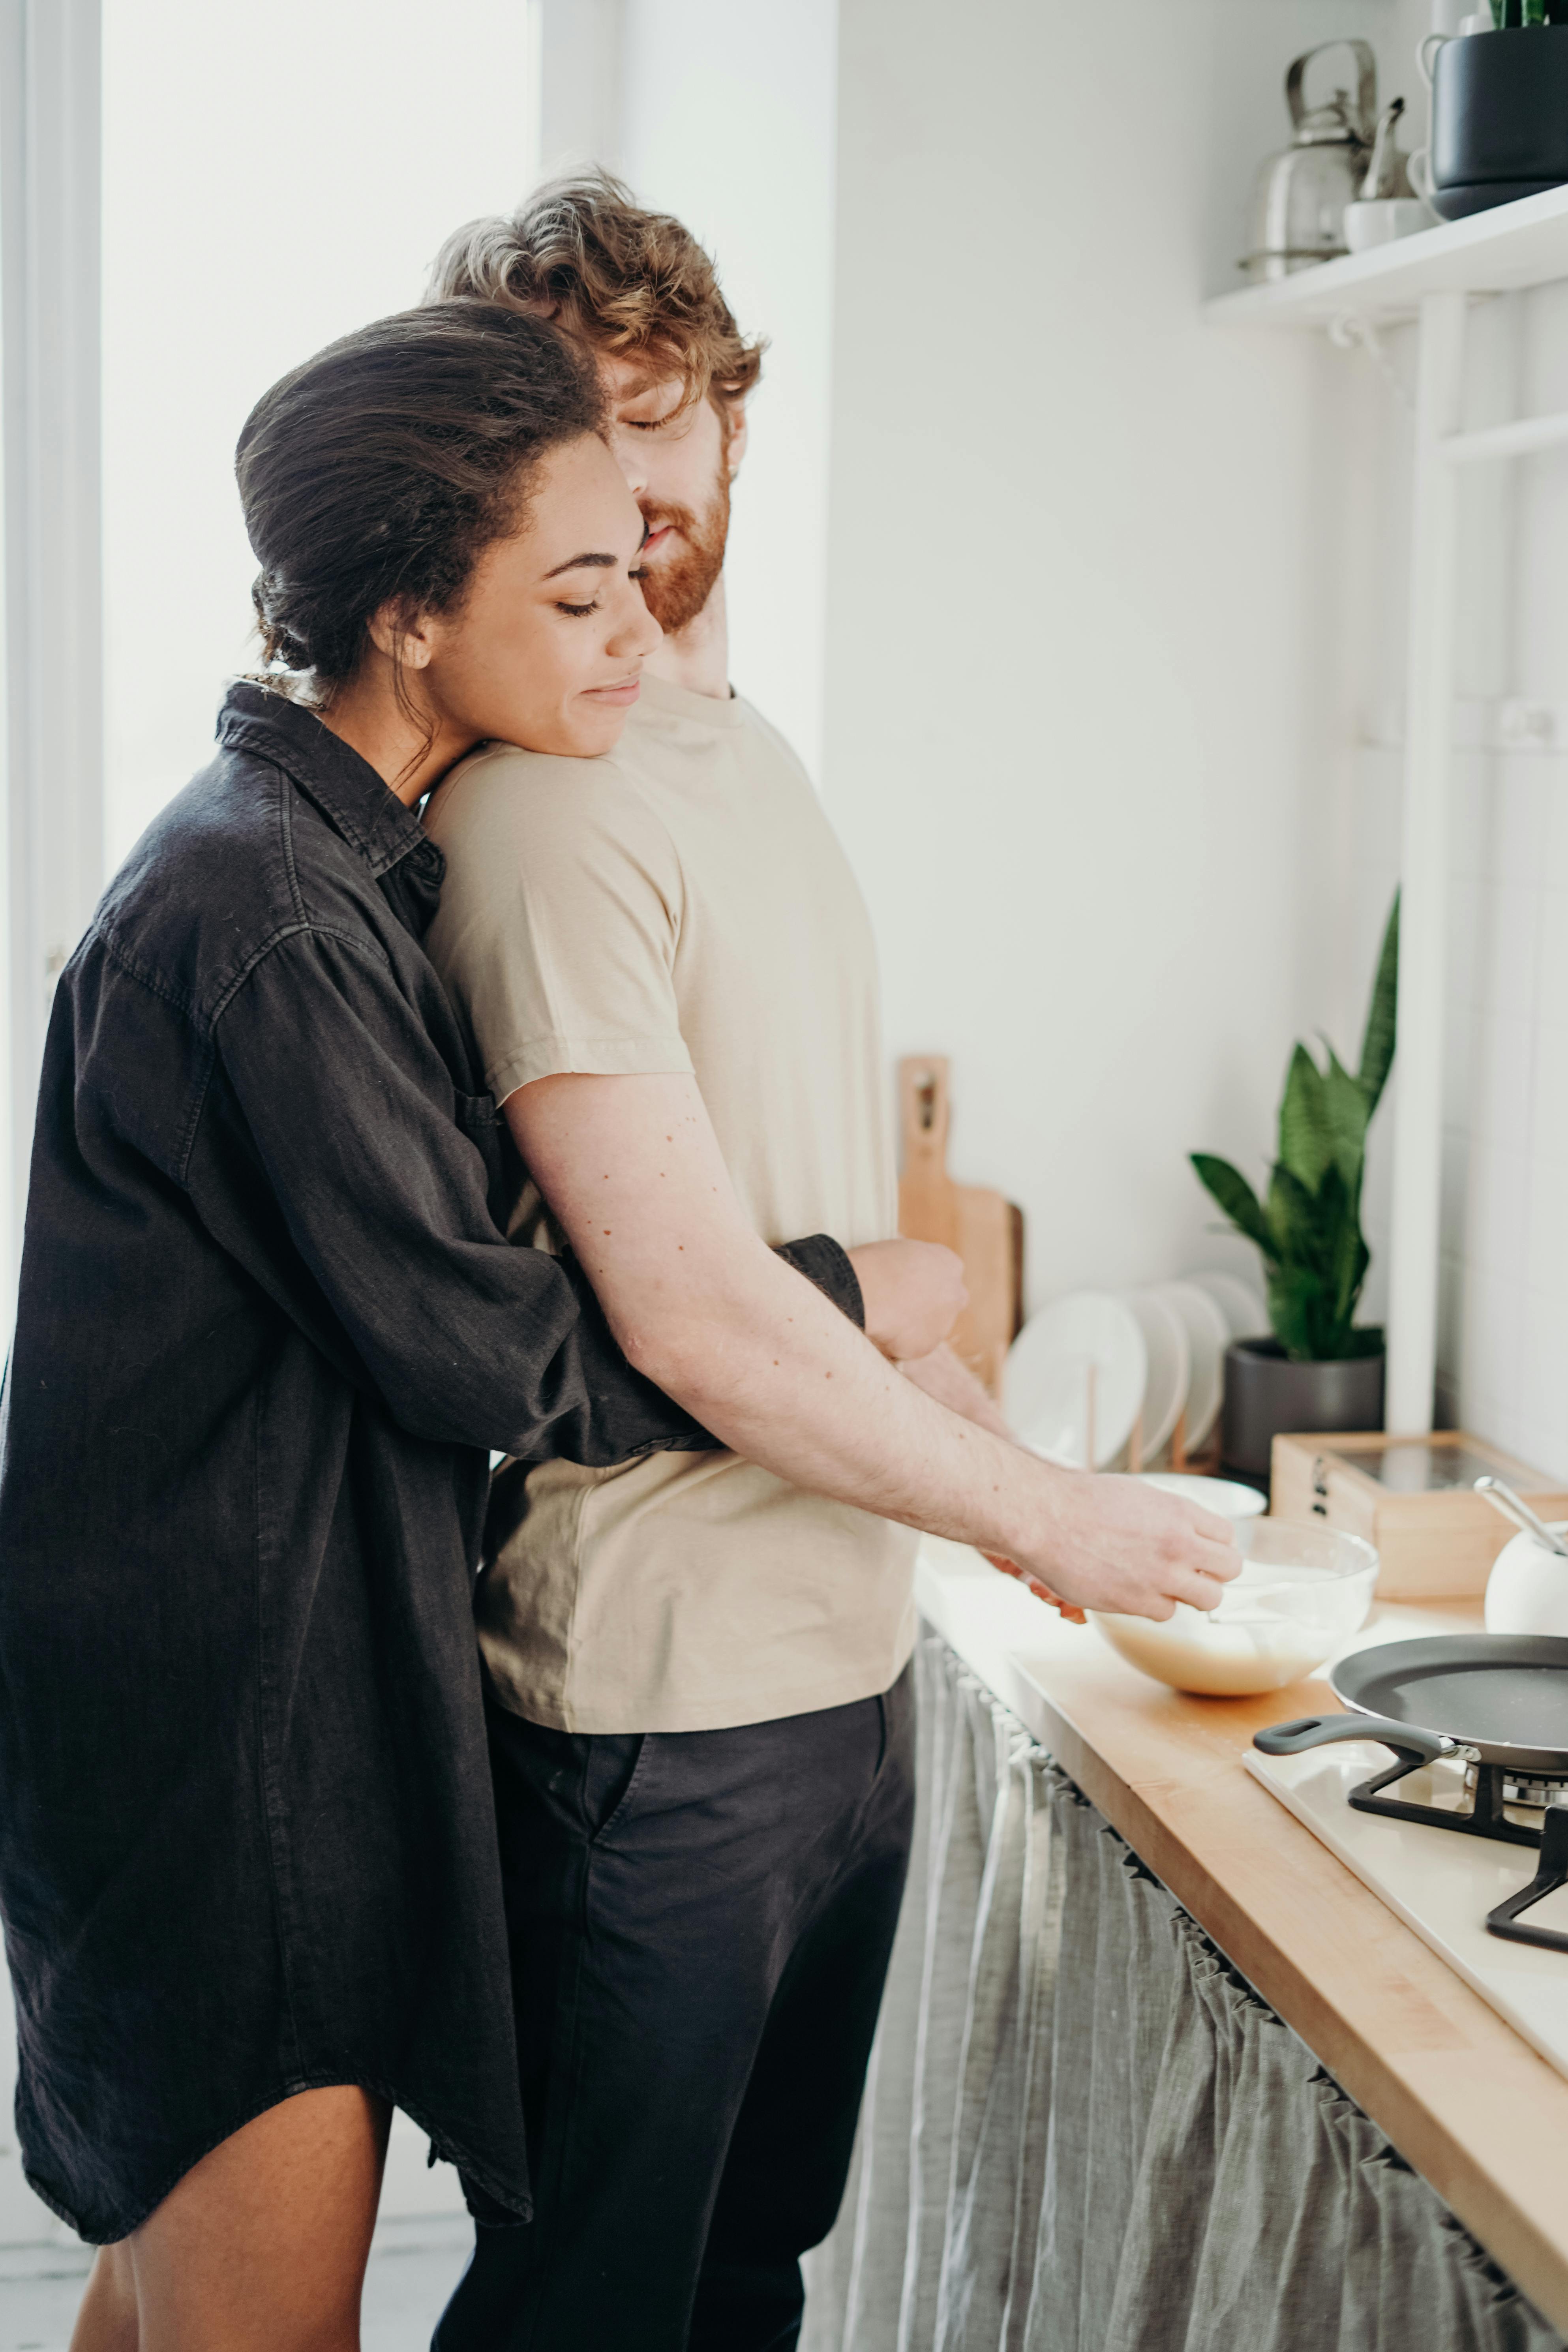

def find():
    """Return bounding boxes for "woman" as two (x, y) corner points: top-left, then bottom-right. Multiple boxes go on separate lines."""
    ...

(0, 303), (928, 2352)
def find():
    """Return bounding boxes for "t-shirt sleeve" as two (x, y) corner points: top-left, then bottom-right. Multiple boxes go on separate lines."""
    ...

(424, 746), (694, 1105)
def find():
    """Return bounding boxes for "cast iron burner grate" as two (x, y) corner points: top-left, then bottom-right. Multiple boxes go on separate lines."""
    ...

(1350, 1756), (1568, 1953)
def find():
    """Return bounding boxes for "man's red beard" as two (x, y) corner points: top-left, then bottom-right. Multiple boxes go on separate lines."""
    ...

(637, 464), (730, 635)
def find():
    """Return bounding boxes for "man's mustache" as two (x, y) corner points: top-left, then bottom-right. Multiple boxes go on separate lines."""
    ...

(640, 503), (698, 548)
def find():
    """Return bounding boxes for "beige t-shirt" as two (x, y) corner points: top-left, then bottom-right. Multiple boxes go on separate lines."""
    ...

(423, 672), (918, 1734)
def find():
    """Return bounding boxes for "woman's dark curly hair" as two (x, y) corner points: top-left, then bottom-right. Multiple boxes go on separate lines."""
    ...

(236, 299), (602, 690)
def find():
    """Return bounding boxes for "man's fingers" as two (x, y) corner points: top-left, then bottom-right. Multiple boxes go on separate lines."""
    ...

(1169, 1563), (1231, 1613)
(1188, 1503), (1236, 1546)
(1189, 1529), (1244, 1580)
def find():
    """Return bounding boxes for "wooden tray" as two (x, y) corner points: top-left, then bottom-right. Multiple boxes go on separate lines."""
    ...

(1271, 1429), (1568, 1599)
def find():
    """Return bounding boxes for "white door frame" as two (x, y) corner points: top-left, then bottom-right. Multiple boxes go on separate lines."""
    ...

(0, 0), (103, 1292)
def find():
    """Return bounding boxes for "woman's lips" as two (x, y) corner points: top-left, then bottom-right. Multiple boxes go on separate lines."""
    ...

(583, 677), (642, 706)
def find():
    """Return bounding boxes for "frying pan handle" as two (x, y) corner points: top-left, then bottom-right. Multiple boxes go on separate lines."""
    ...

(1253, 1713), (1455, 1766)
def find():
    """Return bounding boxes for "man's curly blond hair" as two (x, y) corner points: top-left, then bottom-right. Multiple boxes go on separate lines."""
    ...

(426, 171), (765, 419)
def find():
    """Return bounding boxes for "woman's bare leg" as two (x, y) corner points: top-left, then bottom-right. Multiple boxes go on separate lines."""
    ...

(70, 2241), (138, 2352)
(121, 2085), (390, 2352)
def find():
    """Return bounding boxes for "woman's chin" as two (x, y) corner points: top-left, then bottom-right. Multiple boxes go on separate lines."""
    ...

(564, 708), (634, 758)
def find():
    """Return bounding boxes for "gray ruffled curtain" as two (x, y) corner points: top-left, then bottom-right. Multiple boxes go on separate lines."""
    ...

(802, 1632), (1566, 2352)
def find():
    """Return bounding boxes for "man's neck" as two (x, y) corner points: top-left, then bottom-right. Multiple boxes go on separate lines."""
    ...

(644, 574), (730, 701)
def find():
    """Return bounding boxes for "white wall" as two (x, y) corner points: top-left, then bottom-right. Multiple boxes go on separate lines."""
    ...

(613, 0), (839, 780)
(824, 0), (1402, 1317)
(100, 0), (541, 870)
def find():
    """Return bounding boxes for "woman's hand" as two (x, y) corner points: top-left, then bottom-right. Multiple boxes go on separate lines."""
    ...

(847, 1239), (968, 1361)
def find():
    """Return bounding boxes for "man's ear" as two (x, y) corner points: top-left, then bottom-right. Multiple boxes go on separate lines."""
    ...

(366, 600), (437, 671)
(724, 398), (749, 481)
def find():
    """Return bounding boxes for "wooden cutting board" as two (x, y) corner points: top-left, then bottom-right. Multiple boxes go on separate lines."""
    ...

(897, 1055), (1024, 1396)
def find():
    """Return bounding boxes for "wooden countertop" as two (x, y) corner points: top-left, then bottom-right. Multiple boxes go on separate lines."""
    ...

(915, 1540), (1568, 2335)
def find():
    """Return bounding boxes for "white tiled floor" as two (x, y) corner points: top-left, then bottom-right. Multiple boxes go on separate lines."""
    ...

(0, 2217), (472, 2351)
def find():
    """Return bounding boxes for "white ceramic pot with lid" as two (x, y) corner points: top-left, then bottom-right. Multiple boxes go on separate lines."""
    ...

(1484, 1525), (1568, 1637)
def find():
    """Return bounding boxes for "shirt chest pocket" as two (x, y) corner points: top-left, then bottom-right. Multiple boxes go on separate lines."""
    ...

(454, 1090), (506, 1220)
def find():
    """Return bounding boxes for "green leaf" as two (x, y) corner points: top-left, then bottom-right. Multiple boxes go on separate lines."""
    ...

(1265, 1162), (1326, 1277)
(1358, 891), (1399, 1112)
(1323, 1047), (1371, 1191)
(1190, 1154), (1274, 1257)
(1277, 1044), (1333, 1190)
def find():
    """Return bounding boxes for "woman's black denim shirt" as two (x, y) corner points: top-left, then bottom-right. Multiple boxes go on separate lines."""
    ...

(0, 683), (862, 2241)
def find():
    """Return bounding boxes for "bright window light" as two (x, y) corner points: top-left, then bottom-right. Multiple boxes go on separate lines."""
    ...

(101, 0), (541, 869)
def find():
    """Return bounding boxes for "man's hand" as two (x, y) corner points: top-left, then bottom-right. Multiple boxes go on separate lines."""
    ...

(1008, 1473), (1240, 1620)
(848, 1239), (967, 1362)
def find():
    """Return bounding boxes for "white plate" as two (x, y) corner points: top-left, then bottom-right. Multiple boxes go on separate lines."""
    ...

(1121, 1289), (1190, 1459)
(1152, 1279), (1230, 1451)
(1005, 1291), (1147, 1469)
(1137, 1472), (1266, 1520)
(1184, 1266), (1268, 1343)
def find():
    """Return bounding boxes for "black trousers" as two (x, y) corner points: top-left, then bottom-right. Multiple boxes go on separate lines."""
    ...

(433, 1663), (916, 2352)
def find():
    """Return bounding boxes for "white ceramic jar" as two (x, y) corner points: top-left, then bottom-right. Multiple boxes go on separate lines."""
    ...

(1484, 1525), (1568, 1637)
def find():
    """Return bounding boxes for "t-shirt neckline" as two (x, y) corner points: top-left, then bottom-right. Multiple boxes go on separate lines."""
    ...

(633, 671), (745, 730)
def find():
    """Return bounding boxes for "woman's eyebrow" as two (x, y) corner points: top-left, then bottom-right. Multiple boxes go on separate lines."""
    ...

(543, 550), (619, 580)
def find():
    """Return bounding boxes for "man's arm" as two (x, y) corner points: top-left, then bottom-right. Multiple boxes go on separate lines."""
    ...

(505, 1070), (1239, 1619)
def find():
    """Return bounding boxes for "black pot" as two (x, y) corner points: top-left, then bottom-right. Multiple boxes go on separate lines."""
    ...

(1432, 29), (1568, 194)
(1221, 1338), (1385, 1484)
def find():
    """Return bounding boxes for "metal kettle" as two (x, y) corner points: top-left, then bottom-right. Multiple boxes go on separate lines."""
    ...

(1241, 40), (1377, 281)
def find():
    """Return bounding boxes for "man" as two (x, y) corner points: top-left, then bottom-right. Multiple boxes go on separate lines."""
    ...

(422, 177), (1235, 2351)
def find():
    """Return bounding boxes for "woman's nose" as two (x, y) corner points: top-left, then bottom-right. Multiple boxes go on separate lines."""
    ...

(608, 583), (662, 660)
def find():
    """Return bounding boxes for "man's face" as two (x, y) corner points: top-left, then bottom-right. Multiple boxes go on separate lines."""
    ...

(598, 353), (746, 635)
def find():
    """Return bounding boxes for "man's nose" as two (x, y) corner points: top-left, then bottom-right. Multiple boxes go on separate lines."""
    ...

(610, 426), (650, 501)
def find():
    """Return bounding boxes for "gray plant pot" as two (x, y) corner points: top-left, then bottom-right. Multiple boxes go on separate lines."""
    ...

(1431, 28), (1568, 194)
(1221, 1338), (1386, 1484)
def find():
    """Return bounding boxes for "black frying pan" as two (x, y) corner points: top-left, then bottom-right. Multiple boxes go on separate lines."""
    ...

(1255, 1634), (1568, 1777)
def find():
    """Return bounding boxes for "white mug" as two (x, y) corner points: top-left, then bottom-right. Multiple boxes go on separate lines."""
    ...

(1345, 197), (1437, 250)
(1484, 1525), (1568, 1637)
(1407, 145), (1439, 204)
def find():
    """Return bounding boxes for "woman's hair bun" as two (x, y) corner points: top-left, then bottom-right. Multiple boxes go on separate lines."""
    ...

(236, 301), (602, 691)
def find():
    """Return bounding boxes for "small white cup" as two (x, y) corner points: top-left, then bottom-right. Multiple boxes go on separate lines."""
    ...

(1345, 197), (1436, 251)
(1484, 1525), (1568, 1637)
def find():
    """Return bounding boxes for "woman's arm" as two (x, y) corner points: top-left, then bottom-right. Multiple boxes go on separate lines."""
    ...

(505, 1070), (1238, 1619)
(210, 931), (839, 1466)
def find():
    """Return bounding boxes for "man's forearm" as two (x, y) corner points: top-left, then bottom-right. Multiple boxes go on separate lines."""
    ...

(508, 1072), (1236, 1615)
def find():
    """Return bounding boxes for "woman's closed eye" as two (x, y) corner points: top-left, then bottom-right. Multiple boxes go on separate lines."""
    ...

(556, 597), (603, 618)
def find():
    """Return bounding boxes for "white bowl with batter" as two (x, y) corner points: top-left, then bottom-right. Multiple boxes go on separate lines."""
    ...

(1090, 1520), (1377, 1697)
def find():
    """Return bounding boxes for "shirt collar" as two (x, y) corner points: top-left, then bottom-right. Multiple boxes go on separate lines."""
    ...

(216, 682), (445, 887)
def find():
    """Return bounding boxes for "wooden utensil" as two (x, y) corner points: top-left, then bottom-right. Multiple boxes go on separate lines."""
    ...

(897, 1056), (1023, 1396)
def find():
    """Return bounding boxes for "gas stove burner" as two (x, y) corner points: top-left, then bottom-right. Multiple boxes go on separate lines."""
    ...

(1349, 1752), (1541, 1847)
(1502, 1773), (1568, 1810)
(1253, 1635), (1568, 1960)
(1344, 1757), (1568, 1954)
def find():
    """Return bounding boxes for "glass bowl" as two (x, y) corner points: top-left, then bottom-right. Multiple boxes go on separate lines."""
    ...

(1089, 1519), (1378, 1697)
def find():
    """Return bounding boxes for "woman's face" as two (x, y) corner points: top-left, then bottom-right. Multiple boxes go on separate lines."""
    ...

(422, 432), (662, 759)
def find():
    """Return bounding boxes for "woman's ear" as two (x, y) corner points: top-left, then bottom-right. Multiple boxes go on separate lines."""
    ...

(366, 601), (436, 670)
(724, 399), (749, 482)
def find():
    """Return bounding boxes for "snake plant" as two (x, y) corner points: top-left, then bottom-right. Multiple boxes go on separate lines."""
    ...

(1190, 895), (1399, 1364)
(1491, 2), (1568, 26)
